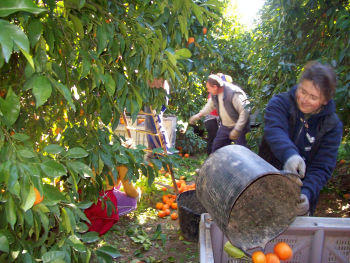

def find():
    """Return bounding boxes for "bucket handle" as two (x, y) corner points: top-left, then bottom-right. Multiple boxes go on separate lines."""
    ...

(280, 170), (303, 187)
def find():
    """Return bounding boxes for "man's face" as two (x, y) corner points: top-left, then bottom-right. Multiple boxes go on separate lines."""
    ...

(296, 80), (327, 114)
(206, 82), (219, 95)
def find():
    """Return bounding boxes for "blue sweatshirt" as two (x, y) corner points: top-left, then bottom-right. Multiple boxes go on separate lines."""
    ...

(264, 86), (343, 213)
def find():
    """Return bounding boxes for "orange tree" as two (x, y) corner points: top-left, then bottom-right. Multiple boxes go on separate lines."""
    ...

(0, 0), (218, 262)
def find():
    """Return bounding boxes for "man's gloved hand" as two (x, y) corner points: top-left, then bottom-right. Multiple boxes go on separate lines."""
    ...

(283, 154), (306, 178)
(229, 129), (240, 140)
(189, 114), (201, 125)
(297, 194), (309, 216)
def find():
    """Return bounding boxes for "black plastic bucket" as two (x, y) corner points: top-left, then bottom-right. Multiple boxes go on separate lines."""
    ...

(196, 145), (300, 251)
(177, 190), (207, 242)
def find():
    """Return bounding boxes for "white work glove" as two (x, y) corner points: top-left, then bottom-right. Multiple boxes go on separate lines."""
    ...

(297, 194), (309, 216)
(189, 114), (201, 125)
(229, 129), (240, 140)
(283, 154), (306, 178)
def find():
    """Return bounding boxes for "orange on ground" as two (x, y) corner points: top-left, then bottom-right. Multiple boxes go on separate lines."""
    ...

(184, 153), (190, 158)
(202, 27), (207, 35)
(34, 187), (43, 205)
(274, 242), (293, 260)
(187, 37), (195, 45)
(156, 202), (164, 210)
(265, 253), (280, 263)
(170, 212), (178, 220)
(252, 251), (266, 263)
(158, 211), (166, 218)
(162, 204), (170, 210)
(171, 202), (178, 209)
(343, 193), (350, 199)
(180, 176), (186, 180)
(164, 208), (171, 216)
(162, 195), (170, 203)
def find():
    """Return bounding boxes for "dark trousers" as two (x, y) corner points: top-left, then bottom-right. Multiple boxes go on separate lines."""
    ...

(204, 118), (219, 155)
(212, 125), (248, 153)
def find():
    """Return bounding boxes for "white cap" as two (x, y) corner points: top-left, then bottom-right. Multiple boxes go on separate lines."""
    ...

(208, 74), (224, 87)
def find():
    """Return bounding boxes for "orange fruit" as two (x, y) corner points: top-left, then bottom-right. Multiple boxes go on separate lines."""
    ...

(162, 204), (170, 210)
(164, 208), (171, 216)
(180, 176), (186, 180)
(184, 153), (189, 158)
(339, 159), (346, 165)
(202, 27), (207, 35)
(162, 195), (170, 203)
(170, 212), (178, 220)
(187, 37), (195, 45)
(158, 211), (166, 218)
(10, 131), (15, 136)
(79, 108), (84, 116)
(273, 242), (292, 260)
(265, 253), (280, 263)
(156, 202), (164, 210)
(252, 251), (266, 263)
(343, 193), (350, 199)
(178, 153), (182, 157)
(161, 186), (167, 191)
(34, 187), (43, 205)
(171, 202), (178, 209)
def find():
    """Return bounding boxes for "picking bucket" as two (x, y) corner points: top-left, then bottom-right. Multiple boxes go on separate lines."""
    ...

(177, 190), (207, 242)
(196, 145), (300, 251)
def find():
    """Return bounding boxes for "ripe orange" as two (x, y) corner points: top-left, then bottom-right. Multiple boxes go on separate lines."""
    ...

(273, 242), (292, 260)
(170, 212), (178, 220)
(171, 202), (178, 209)
(252, 251), (266, 263)
(184, 153), (190, 158)
(158, 211), (166, 218)
(343, 193), (350, 199)
(164, 208), (171, 216)
(265, 253), (280, 263)
(161, 186), (167, 191)
(156, 202), (164, 210)
(339, 159), (346, 165)
(162, 204), (170, 210)
(187, 37), (195, 45)
(79, 108), (84, 116)
(180, 176), (186, 180)
(202, 27), (207, 35)
(10, 131), (15, 136)
(34, 187), (43, 205)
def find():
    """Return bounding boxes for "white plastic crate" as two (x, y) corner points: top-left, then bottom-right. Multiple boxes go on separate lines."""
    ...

(114, 115), (177, 148)
(199, 213), (350, 263)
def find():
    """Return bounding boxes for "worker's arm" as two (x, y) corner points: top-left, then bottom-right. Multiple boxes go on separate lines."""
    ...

(189, 98), (215, 124)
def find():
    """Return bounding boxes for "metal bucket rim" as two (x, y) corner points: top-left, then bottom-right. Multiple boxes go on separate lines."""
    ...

(177, 190), (206, 216)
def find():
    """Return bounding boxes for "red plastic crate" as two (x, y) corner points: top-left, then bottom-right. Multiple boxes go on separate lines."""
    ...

(199, 213), (350, 263)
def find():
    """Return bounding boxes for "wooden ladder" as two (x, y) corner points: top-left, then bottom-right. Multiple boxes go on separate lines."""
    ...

(120, 108), (179, 194)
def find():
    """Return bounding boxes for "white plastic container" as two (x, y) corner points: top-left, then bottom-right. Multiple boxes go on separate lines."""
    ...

(199, 213), (350, 263)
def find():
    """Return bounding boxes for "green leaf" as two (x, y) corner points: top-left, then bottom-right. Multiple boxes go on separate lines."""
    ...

(0, 87), (20, 126)
(42, 251), (66, 263)
(65, 147), (89, 158)
(175, 48), (192, 59)
(21, 185), (35, 212)
(96, 245), (121, 259)
(80, 232), (99, 243)
(191, 3), (203, 25)
(42, 184), (65, 205)
(5, 195), (16, 229)
(69, 14), (84, 36)
(96, 24), (108, 55)
(11, 133), (30, 141)
(43, 144), (64, 154)
(40, 160), (67, 178)
(68, 235), (86, 252)
(0, 19), (30, 62)
(66, 161), (93, 178)
(51, 80), (76, 112)
(19, 48), (34, 69)
(165, 51), (177, 67)
(0, 233), (9, 253)
(0, 0), (46, 17)
(104, 73), (116, 97)
(27, 19), (43, 48)
(31, 75), (52, 107)
(18, 148), (36, 159)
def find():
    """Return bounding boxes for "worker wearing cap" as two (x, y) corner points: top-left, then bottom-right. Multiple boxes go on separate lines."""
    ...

(189, 74), (250, 153)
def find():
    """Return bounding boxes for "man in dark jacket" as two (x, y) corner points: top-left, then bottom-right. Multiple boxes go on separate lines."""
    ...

(189, 74), (250, 153)
(259, 61), (343, 215)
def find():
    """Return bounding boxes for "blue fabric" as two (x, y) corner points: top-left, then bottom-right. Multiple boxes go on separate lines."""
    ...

(211, 125), (248, 153)
(264, 86), (343, 213)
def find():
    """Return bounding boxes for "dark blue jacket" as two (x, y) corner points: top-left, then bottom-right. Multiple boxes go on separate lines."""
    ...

(263, 86), (343, 214)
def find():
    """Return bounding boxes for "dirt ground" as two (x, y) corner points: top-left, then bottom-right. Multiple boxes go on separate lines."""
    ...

(100, 162), (349, 263)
